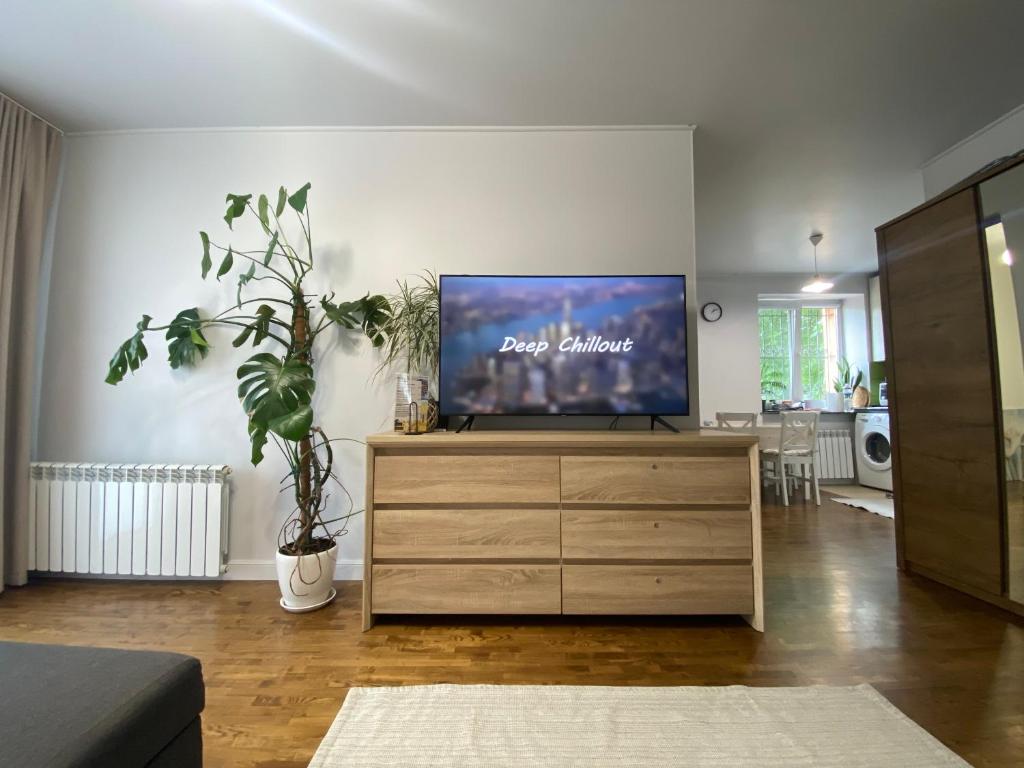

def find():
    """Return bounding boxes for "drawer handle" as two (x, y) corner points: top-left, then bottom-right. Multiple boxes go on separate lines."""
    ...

(653, 522), (660, 529)
(651, 463), (658, 470)
(655, 577), (663, 584)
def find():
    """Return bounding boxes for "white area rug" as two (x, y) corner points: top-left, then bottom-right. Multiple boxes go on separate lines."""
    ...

(308, 684), (969, 767)
(833, 496), (895, 519)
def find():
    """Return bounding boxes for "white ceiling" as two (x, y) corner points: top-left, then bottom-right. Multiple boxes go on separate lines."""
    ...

(3, 0), (1023, 273)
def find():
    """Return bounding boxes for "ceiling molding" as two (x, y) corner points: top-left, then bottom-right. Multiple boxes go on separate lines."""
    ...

(921, 102), (1024, 170)
(0, 91), (63, 134)
(66, 124), (697, 138)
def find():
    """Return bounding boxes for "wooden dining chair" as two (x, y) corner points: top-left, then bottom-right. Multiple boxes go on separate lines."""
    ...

(760, 411), (820, 506)
(715, 412), (757, 432)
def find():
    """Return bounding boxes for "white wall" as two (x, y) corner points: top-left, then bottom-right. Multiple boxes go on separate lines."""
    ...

(922, 103), (1024, 199)
(696, 273), (870, 424)
(694, 277), (760, 422)
(37, 127), (698, 579)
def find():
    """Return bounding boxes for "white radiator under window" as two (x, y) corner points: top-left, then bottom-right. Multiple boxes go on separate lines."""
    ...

(28, 463), (231, 578)
(815, 429), (855, 481)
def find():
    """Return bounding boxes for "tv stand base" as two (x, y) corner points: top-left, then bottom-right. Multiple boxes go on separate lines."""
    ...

(650, 415), (679, 433)
(455, 415), (475, 433)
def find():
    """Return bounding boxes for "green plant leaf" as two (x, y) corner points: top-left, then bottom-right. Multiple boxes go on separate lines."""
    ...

(264, 232), (278, 266)
(377, 270), (439, 377)
(252, 304), (275, 345)
(236, 353), (315, 445)
(275, 186), (287, 217)
(232, 304), (276, 348)
(833, 357), (864, 393)
(321, 293), (392, 347)
(189, 328), (209, 347)
(320, 294), (361, 328)
(257, 193), (271, 234)
(166, 308), (210, 369)
(247, 420), (268, 465)
(287, 182), (311, 213)
(232, 324), (254, 348)
(359, 294), (391, 347)
(216, 247), (234, 281)
(105, 315), (152, 384)
(223, 193), (251, 230)
(200, 231), (212, 279)
(236, 261), (256, 307)
(267, 404), (313, 442)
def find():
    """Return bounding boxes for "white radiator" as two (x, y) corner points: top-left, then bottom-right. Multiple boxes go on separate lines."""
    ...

(28, 463), (231, 578)
(814, 429), (855, 481)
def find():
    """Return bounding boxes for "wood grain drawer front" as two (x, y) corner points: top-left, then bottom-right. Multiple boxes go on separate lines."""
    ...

(373, 508), (560, 560)
(374, 455), (559, 504)
(562, 565), (753, 615)
(561, 509), (752, 561)
(560, 456), (750, 505)
(371, 565), (561, 614)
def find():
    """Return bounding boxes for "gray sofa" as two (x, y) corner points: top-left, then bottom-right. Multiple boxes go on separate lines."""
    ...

(0, 641), (204, 767)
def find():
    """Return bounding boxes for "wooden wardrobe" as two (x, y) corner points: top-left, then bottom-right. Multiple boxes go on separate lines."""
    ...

(876, 152), (1024, 616)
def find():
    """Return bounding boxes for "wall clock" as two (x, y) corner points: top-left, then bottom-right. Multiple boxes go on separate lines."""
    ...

(701, 302), (723, 322)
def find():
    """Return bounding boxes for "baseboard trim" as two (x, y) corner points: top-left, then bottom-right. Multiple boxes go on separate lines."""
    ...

(224, 559), (363, 581)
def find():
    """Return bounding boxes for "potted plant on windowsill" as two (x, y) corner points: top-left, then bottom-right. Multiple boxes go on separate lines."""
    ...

(104, 183), (389, 612)
(832, 358), (863, 411)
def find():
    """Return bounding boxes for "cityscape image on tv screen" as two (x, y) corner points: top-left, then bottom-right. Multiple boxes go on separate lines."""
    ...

(439, 275), (689, 416)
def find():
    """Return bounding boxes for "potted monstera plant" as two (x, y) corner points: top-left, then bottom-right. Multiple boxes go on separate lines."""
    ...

(105, 183), (389, 612)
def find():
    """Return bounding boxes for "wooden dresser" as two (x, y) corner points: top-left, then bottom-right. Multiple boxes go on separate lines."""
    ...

(363, 430), (763, 631)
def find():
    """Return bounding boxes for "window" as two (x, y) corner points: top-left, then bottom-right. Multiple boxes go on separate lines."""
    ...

(759, 304), (841, 403)
(759, 309), (792, 401)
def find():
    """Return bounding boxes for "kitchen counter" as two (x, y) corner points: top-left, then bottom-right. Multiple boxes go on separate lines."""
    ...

(760, 410), (855, 423)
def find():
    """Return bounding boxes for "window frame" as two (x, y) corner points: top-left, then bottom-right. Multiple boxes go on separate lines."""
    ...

(757, 299), (844, 403)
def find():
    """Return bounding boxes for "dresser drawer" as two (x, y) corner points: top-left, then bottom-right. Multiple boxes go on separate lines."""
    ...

(560, 456), (750, 505)
(374, 508), (560, 560)
(374, 455), (559, 504)
(372, 565), (561, 614)
(562, 565), (753, 614)
(561, 509), (752, 561)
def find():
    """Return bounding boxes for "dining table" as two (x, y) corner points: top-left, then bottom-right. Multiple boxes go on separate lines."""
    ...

(750, 425), (781, 445)
(708, 424), (781, 448)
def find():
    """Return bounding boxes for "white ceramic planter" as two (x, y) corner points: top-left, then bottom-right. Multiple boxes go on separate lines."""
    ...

(276, 542), (338, 613)
(826, 392), (845, 412)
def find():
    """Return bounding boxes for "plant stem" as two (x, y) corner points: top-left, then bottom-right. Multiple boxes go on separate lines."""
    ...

(202, 318), (290, 347)
(233, 253), (297, 290)
(270, 207), (312, 274)
(291, 288), (314, 552)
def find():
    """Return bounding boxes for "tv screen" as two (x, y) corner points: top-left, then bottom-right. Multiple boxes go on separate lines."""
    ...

(439, 275), (689, 416)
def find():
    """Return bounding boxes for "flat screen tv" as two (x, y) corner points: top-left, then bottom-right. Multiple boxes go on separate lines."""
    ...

(439, 275), (689, 417)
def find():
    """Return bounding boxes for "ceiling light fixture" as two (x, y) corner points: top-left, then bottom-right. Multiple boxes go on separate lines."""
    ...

(1003, 249), (1014, 266)
(801, 232), (834, 293)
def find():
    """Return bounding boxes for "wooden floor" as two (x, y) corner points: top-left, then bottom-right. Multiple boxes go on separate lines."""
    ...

(2, 491), (1022, 768)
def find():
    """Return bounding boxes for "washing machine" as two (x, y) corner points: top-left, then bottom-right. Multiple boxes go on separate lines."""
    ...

(854, 411), (892, 491)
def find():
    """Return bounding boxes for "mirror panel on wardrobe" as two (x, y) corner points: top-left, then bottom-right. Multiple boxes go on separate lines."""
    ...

(980, 163), (1024, 605)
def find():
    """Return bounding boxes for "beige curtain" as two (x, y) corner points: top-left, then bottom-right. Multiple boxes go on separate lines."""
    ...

(0, 95), (62, 591)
